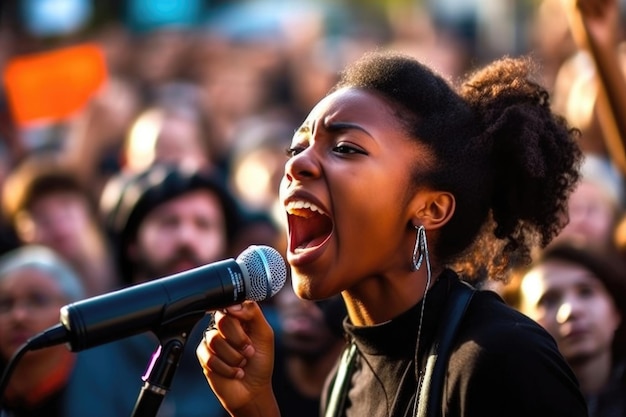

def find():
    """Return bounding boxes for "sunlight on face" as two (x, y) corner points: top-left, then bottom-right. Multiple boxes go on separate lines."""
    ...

(126, 108), (162, 172)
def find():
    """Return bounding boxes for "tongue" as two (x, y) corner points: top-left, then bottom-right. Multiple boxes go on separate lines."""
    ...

(293, 212), (332, 249)
(301, 234), (329, 249)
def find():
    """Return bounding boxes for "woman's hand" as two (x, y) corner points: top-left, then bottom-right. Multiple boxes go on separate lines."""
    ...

(196, 301), (280, 417)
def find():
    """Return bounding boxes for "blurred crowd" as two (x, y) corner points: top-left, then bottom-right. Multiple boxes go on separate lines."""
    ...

(0, 0), (625, 416)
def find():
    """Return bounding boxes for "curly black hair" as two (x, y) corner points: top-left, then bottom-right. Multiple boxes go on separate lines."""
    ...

(334, 51), (583, 281)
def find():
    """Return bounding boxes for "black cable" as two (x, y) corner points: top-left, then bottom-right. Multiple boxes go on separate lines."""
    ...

(0, 323), (69, 407)
(0, 341), (29, 408)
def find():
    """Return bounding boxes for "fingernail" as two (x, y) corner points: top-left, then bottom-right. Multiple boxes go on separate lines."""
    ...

(227, 304), (243, 312)
(241, 344), (255, 358)
(234, 368), (245, 379)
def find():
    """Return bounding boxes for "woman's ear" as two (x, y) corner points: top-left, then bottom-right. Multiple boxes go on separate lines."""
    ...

(411, 190), (455, 230)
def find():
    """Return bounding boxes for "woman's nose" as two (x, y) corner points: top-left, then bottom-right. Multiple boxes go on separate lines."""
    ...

(556, 302), (572, 324)
(556, 297), (583, 324)
(284, 147), (321, 183)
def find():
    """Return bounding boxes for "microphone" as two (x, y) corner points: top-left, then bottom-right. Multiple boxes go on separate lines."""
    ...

(27, 245), (287, 352)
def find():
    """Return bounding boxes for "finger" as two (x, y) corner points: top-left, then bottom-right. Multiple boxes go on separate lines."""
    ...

(215, 317), (255, 357)
(217, 302), (273, 351)
(224, 301), (275, 341)
(197, 330), (245, 379)
(211, 308), (256, 356)
(206, 325), (252, 368)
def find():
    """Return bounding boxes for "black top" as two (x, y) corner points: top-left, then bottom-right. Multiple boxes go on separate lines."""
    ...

(586, 360), (626, 417)
(323, 269), (589, 417)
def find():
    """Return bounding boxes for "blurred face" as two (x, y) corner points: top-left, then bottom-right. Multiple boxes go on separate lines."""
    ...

(274, 282), (340, 357)
(154, 115), (209, 170)
(520, 260), (621, 363)
(125, 111), (209, 173)
(16, 192), (93, 260)
(233, 147), (285, 212)
(0, 268), (67, 359)
(131, 190), (227, 280)
(557, 182), (618, 246)
(279, 87), (425, 301)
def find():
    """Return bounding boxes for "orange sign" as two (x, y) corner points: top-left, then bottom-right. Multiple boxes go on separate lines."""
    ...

(3, 43), (107, 125)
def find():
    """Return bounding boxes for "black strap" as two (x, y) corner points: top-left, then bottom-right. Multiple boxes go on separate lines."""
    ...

(324, 280), (475, 417)
(415, 281), (475, 417)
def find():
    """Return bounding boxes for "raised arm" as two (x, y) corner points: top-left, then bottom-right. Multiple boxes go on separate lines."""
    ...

(562, 0), (626, 174)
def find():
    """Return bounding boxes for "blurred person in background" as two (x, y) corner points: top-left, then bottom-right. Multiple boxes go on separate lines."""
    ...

(1, 152), (119, 297)
(130, 29), (196, 96)
(63, 73), (144, 195)
(0, 140), (20, 257)
(272, 280), (346, 417)
(0, 245), (85, 417)
(65, 163), (243, 417)
(516, 240), (626, 417)
(489, 152), (626, 296)
(193, 36), (296, 168)
(121, 83), (217, 176)
(99, 163), (242, 285)
(547, 0), (626, 259)
(552, 0), (626, 172)
(550, 153), (624, 250)
(227, 115), (296, 239)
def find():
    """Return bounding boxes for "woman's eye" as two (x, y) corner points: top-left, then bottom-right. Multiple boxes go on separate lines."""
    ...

(285, 146), (304, 158)
(538, 292), (560, 309)
(333, 144), (364, 155)
(577, 286), (595, 298)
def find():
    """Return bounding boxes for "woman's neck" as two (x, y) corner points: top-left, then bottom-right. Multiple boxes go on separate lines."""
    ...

(344, 267), (442, 326)
(570, 349), (613, 395)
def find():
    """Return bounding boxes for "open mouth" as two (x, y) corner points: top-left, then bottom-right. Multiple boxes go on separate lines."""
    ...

(286, 200), (333, 252)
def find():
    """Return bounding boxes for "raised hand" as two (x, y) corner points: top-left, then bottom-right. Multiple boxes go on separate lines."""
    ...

(196, 302), (281, 417)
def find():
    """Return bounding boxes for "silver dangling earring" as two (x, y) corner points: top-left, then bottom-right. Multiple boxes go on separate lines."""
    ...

(410, 225), (432, 303)
(411, 225), (429, 272)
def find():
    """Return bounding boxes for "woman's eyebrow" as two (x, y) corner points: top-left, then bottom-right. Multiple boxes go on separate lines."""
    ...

(325, 121), (371, 136)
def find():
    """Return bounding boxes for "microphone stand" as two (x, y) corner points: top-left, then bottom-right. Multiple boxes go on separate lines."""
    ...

(131, 315), (203, 417)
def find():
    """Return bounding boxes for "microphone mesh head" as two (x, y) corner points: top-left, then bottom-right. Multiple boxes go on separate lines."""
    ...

(237, 245), (287, 301)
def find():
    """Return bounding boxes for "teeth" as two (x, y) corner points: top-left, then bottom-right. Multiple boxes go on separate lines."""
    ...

(286, 200), (327, 216)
